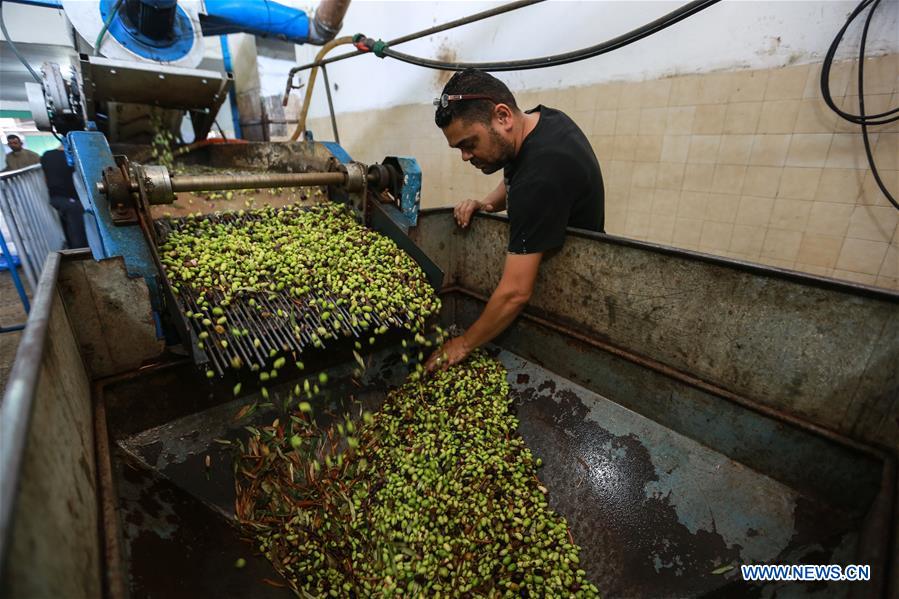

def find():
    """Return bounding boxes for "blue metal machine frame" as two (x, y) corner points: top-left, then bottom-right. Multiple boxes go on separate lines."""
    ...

(66, 131), (426, 345)
(386, 156), (422, 228)
(68, 131), (162, 312)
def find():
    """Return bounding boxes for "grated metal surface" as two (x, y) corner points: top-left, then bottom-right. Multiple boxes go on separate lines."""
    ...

(154, 209), (425, 375)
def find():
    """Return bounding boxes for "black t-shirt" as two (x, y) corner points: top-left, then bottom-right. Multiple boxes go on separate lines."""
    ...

(40, 149), (77, 199)
(503, 106), (604, 254)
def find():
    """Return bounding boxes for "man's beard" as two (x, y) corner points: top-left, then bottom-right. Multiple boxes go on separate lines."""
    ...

(472, 127), (515, 174)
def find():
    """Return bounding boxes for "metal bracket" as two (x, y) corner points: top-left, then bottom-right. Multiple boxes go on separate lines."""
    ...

(99, 158), (175, 226)
(101, 156), (138, 225)
(327, 159), (368, 222)
(380, 157), (421, 228)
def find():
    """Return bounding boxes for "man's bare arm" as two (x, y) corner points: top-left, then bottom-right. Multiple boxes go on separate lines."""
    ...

(425, 252), (542, 370)
(480, 180), (508, 213)
(460, 252), (540, 348)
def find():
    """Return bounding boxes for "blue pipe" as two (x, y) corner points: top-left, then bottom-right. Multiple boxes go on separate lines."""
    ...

(202, 0), (310, 43)
(219, 35), (242, 139)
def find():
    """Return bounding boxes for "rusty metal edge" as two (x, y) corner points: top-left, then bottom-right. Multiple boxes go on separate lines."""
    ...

(93, 386), (128, 599)
(0, 251), (62, 580)
(419, 208), (899, 304)
(443, 285), (896, 596)
(91, 358), (188, 599)
(444, 285), (893, 457)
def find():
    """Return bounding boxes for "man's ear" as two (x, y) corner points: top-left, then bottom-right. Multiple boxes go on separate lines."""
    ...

(494, 104), (514, 130)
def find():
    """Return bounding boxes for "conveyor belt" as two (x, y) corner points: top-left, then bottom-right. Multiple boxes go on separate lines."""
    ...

(153, 206), (438, 375)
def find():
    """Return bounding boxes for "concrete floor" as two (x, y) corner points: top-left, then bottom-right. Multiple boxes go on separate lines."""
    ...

(0, 268), (30, 393)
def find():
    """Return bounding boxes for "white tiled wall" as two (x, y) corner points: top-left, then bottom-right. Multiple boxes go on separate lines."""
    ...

(306, 55), (899, 290)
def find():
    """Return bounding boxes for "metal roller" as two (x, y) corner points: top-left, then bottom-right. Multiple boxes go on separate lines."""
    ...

(98, 160), (391, 203)
(169, 171), (349, 193)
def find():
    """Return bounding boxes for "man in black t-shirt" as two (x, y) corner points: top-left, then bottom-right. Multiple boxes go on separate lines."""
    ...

(425, 69), (604, 372)
(40, 147), (88, 248)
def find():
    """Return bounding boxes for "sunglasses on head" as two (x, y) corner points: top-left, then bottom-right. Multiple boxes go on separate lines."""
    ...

(433, 93), (497, 108)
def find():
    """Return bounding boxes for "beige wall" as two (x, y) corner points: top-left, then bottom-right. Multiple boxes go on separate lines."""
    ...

(308, 54), (899, 290)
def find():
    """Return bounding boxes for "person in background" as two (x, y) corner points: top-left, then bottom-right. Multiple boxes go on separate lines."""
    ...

(2, 134), (41, 172)
(40, 146), (88, 248)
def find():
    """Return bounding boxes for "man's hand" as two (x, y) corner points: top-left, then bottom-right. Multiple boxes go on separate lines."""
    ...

(454, 199), (485, 228)
(424, 336), (472, 372)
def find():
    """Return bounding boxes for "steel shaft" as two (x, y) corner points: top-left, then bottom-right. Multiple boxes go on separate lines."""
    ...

(169, 171), (348, 193)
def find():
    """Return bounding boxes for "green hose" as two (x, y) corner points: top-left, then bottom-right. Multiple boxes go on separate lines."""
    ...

(94, 0), (125, 57)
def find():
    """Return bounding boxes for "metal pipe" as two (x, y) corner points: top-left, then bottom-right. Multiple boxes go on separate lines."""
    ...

(286, 35), (353, 140)
(92, 388), (128, 599)
(0, 251), (61, 571)
(168, 171), (347, 193)
(202, 0), (311, 43)
(308, 0), (351, 44)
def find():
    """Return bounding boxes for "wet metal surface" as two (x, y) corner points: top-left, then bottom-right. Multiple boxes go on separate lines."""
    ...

(118, 352), (405, 518)
(451, 292), (884, 515)
(115, 448), (295, 599)
(408, 208), (459, 288)
(113, 349), (410, 596)
(110, 341), (874, 598)
(9, 214), (890, 596)
(498, 351), (867, 598)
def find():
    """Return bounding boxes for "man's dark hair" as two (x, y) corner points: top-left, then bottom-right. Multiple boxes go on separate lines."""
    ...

(6, 134), (21, 142)
(434, 68), (518, 129)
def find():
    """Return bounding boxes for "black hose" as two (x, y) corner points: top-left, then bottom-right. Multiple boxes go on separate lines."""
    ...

(0, 0), (41, 82)
(286, 0), (547, 77)
(821, 0), (897, 211)
(378, 0), (721, 72)
(94, 0), (125, 57)
(819, 0), (898, 126)
(857, 0), (897, 210)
